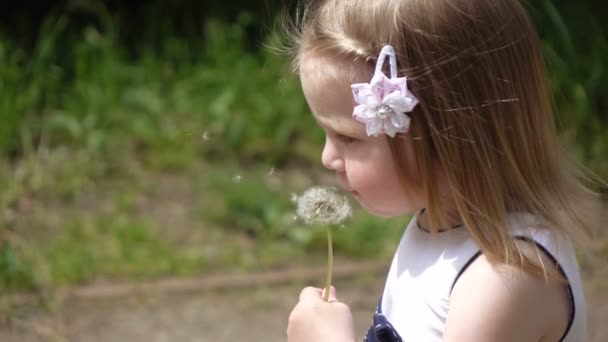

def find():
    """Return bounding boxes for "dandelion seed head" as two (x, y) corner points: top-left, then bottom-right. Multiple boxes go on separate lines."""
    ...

(295, 186), (351, 226)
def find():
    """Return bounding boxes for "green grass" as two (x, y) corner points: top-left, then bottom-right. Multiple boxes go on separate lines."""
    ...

(0, 155), (406, 292)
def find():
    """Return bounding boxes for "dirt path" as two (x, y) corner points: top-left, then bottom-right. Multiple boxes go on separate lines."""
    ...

(0, 278), (383, 342)
(1, 265), (606, 341)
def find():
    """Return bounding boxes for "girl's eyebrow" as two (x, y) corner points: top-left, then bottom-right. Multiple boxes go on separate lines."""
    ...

(321, 123), (361, 137)
(314, 115), (362, 136)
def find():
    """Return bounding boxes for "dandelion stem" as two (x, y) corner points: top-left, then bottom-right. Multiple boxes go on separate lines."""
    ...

(324, 225), (333, 302)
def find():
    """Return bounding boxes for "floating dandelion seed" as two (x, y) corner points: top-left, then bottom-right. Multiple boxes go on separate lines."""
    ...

(267, 167), (275, 177)
(202, 131), (210, 141)
(296, 186), (351, 226)
(233, 175), (242, 184)
(295, 186), (351, 301)
(3, 208), (15, 223)
(290, 192), (299, 204)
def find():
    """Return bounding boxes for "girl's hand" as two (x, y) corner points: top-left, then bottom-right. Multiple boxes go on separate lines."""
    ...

(287, 286), (357, 342)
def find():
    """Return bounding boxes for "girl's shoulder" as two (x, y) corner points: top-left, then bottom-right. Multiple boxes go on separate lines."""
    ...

(446, 244), (571, 342)
(380, 213), (585, 341)
(444, 213), (582, 342)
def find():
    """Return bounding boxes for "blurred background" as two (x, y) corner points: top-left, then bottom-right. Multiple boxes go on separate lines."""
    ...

(0, 0), (606, 341)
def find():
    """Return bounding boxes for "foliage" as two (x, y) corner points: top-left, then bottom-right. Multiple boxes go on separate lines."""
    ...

(0, 10), (318, 164)
(527, 0), (608, 177)
(1, 2), (605, 172)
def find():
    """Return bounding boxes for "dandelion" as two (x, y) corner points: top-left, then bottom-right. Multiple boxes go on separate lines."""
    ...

(296, 187), (351, 226)
(295, 186), (351, 301)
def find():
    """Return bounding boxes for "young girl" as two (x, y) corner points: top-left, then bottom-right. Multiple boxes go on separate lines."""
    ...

(285, 0), (603, 341)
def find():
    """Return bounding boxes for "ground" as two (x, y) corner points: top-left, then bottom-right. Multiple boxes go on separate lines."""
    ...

(1, 261), (606, 342)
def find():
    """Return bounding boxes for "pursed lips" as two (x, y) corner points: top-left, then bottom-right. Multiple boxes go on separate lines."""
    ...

(337, 176), (356, 194)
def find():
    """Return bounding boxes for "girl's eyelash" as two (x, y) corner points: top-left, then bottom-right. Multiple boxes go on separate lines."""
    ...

(336, 134), (357, 144)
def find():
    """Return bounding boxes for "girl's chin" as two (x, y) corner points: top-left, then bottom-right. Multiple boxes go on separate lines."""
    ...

(353, 196), (412, 218)
(357, 201), (402, 218)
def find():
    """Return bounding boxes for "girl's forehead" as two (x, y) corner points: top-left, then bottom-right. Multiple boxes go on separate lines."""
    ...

(299, 54), (370, 133)
(299, 52), (371, 85)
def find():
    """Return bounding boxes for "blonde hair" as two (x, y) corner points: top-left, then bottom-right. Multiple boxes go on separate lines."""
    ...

(286, 0), (604, 276)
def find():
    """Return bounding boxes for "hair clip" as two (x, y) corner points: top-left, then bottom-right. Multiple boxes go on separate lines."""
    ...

(351, 45), (419, 137)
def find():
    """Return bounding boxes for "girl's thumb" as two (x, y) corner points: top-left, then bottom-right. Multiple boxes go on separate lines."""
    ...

(323, 286), (339, 302)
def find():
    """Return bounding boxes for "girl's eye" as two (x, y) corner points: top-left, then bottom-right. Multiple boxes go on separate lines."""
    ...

(336, 134), (357, 144)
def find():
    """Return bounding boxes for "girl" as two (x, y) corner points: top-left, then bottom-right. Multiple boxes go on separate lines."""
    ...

(285, 0), (603, 341)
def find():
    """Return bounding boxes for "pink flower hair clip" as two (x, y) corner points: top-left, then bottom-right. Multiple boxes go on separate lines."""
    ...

(351, 45), (419, 137)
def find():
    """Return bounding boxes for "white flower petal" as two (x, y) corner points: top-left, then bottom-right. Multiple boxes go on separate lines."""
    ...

(383, 91), (407, 110)
(390, 112), (411, 131)
(383, 91), (418, 113)
(366, 118), (384, 136)
(352, 84), (378, 106)
(390, 77), (407, 94)
(403, 91), (419, 112)
(370, 73), (392, 101)
(384, 119), (398, 137)
(353, 105), (377, 122)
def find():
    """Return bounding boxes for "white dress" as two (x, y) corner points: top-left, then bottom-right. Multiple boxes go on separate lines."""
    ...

(363, 212), (586, 342)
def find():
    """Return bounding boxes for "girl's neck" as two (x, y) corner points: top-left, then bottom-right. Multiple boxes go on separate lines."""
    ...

(415, 208), (463, 232)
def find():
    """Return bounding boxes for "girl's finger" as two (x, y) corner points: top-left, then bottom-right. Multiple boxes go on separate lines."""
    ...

(299, 286), (322, 302)
(322, 285), (339, 302)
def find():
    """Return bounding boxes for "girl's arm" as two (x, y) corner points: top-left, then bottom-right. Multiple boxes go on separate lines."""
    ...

(443, 244), (570, 342)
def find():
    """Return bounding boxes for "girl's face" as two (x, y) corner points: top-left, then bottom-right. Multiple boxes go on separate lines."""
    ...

(299, 54), (425, 217)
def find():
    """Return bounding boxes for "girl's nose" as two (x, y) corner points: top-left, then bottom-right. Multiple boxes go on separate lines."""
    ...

(321, 138), (345, 172)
